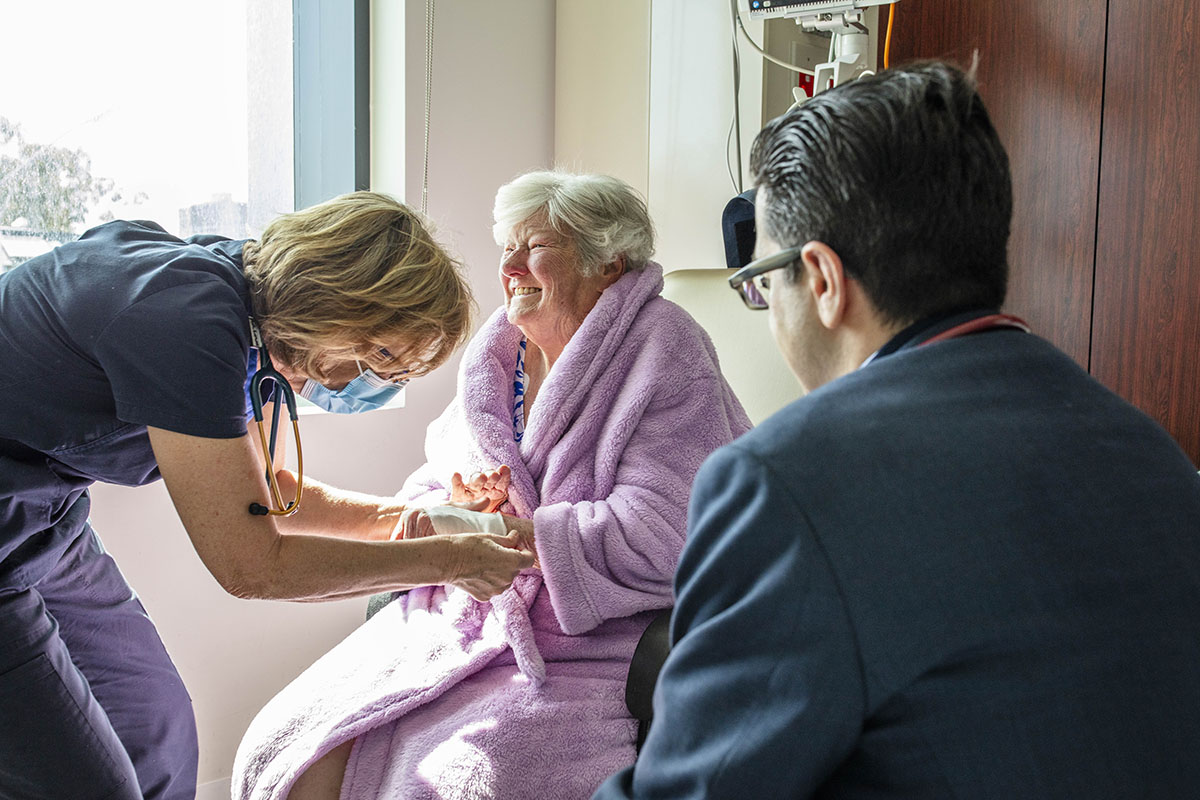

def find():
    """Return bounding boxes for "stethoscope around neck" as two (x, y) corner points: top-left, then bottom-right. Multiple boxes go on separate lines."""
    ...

(247, 316), (304, 517)
(919, 313), (1031, 346)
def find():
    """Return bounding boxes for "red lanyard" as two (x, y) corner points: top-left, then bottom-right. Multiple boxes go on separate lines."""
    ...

(919, 313), (1031, 346)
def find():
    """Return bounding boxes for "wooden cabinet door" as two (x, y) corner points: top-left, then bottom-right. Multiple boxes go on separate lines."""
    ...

(1090, 0), (1200, 465)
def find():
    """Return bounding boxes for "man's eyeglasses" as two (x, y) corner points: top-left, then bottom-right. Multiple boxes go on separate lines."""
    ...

(728, 245), (804, 310)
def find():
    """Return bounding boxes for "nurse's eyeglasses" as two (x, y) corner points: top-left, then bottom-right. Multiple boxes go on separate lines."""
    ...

(728, 245), (804, 310)
(371, 347), (410, 385)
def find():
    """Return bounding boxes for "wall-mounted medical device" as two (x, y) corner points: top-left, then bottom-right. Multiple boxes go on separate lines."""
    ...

(747, 0), (894, 25)
(745, 0), (897, 105)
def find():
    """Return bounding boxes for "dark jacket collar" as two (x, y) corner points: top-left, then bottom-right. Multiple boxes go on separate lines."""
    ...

(874, 307), (1000, 361)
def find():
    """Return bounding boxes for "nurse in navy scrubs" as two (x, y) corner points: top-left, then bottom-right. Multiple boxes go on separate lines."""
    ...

(0, 192), (535, 800)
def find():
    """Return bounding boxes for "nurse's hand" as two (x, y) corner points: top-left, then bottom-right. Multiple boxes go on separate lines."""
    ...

(449, 466), (511, 512)
(149, 426), (526, 602)
(442, 531), (535, 600)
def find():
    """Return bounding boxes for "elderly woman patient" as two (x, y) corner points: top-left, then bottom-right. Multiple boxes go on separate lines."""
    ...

(233, 171), (750, 800)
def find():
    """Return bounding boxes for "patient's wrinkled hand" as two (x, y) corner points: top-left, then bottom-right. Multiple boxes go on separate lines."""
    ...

(450, 466), (511, 512)
(444, 531), (535, 601)
(393, 506), (437, 540)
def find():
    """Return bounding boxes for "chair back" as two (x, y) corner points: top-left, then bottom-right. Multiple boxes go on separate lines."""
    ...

(624, 268), (803, 753)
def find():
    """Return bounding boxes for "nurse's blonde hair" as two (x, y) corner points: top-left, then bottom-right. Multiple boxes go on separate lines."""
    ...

(242, 191), (473, 381)
(492, 171), (655, 275)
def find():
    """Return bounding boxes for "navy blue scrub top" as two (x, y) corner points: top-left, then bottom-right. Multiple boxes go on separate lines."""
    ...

(0, 220), (255, 590)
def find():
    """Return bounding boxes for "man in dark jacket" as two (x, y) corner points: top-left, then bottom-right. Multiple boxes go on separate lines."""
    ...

(596, 60), (1200, 799)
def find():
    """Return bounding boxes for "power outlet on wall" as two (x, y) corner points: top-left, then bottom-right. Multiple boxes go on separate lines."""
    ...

(791, 39), (825, 98)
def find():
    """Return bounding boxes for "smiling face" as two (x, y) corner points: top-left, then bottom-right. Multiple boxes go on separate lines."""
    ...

(499, 214), (617, 357)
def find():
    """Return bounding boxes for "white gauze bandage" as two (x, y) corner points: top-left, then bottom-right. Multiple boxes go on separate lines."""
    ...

(424, 505), (507, 536)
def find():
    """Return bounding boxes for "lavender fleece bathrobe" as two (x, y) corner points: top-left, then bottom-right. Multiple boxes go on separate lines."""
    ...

(233, 263), (750, 800)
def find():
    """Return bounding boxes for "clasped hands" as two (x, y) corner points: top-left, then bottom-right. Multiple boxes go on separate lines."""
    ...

(393, 466), (539, 598)
(394, 466), (514, 539)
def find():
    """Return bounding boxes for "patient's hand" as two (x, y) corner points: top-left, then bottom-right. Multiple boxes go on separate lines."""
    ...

(450, 466), (511, 512)
(393, 507), (437, 540)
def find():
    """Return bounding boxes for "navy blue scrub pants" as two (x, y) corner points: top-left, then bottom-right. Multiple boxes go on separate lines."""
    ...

(0, 524), (198, 799)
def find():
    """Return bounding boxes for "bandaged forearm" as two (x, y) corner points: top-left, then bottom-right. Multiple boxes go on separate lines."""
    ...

(425, 506), (508, 536)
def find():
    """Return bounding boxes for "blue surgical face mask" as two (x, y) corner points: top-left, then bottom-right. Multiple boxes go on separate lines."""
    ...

(300, 361), (408, 414)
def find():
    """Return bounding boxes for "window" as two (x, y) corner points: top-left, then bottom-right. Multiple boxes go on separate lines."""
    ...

(0, 0), (393, 409)
(0, 0), (294, 270)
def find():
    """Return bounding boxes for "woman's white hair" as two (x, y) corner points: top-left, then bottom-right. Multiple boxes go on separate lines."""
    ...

(492, 171), (656, 275)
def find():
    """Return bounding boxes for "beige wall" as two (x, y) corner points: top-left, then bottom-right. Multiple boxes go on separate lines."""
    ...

(554, 0), (767, 272)
(647, 0), (765, 271)
(554, 0), (651, 198)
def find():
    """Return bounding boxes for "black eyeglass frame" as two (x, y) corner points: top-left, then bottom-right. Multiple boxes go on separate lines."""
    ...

(728, 245), (805, 309)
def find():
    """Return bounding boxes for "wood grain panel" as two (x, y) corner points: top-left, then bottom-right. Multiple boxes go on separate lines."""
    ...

(882, 0), (1106, 367)
(1091, 0), (1200, 465)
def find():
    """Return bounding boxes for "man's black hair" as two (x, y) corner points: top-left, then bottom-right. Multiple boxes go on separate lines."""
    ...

(749, 60), (1012, 326)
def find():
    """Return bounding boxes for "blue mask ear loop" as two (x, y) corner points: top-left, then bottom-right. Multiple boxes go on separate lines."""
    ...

(247, 319), (304, 516)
